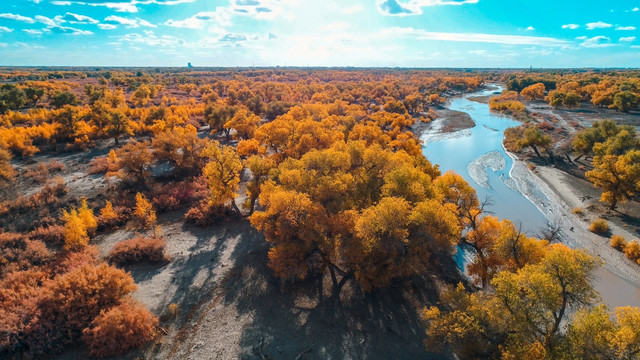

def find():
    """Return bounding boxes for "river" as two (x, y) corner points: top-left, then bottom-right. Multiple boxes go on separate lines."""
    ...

(422, 85), (640, 309)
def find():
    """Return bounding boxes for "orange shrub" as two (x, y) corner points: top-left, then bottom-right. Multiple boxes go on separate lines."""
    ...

(133, 193), (156, 228)
(107, 237), (167, 266)
(589, 218), (609, 235)
(610, 235), (627, 251)
(82, 300), (158, 358)
(0, 232), (51, 275)
(185, 200), (233, 226)
(624, 241), (640, 261)
(28, 224), (65, 246)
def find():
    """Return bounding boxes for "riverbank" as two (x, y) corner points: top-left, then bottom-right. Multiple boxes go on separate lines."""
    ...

(412, 108), (475, 144)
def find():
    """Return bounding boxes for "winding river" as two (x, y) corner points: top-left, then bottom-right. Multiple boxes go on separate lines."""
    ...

(422, 86), (640, 309)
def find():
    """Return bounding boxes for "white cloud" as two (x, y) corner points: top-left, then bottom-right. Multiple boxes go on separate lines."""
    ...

(35, 15), (61, 26)
(586, 21), (612, 30)
(616, 26), (636, 31)
(23, 29), (43, 35)
(0, 13), (36, 23)
(619, 36), (636, 42)
(165, 10), (231, 29)
(579, 36), (614, 48)
(525, 26), (535, 31)
(633, 7), (639, 12)
(64, 12), (99, 24)
(382, 27), (569, 46)
(51, 0), (196, 13)
(0, 26), (13, 33)
(104, 15), (156, 28)
(377, 0), (479, 16)
(98, 23), (117, 30)
(46, 25), (93, 35)
(341, 5), (364, 14)
(562, 24), (579, 30)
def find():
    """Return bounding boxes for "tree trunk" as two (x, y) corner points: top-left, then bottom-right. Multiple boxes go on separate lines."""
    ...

(530, 145), (542, 158)
(114, 136), (119, 145)
(231, 199), (242, 217)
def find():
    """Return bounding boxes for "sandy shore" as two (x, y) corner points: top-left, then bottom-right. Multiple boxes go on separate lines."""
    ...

(413, 108), (475, 145)
(507, 153), (640, 288)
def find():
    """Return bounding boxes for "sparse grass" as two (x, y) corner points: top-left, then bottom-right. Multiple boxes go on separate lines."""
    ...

(589, 218), (609, 235)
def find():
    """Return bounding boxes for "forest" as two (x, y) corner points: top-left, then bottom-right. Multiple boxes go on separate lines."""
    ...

(0, 67), (639, 359)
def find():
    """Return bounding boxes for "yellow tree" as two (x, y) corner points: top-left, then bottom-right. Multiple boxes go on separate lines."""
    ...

(223, 108), (261, 140)
(586, 149), (640, 210)
(201, 140), (243, 216)
(63, 209), (89, 251)
(520, 83), (545, 100)
(133, 192), (156, 228)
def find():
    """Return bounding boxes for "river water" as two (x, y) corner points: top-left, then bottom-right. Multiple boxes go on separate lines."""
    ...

(422, 86), (640, 309)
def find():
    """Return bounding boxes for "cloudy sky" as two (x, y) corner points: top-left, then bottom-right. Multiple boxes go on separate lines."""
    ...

(0, 0), (638, 67)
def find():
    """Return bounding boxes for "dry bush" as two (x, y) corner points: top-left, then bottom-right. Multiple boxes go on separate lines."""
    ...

(589, 218), (609, 235)
(107, 237), (167, 266)
(185, 200), (233, 226)
(97, 201), (127, 230)
(150, 180), (202, 212)
(47, 160), (65, 173)
(26, 177), (68, 209)
(536, 121), (555, 131)
(0, 232), (51, 276)
(624, 241), (640, 262)
(23, 263), (137, 357)
(572, 207), (584, 216)
(82, 300), (158, 358)
(24, 162), (50, 183)
(28, 224), (65, 246)
(610, 235), (627, 251)
(88, 156), (110, 174)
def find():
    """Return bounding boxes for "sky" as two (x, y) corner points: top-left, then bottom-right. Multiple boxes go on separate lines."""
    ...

(0, 0), (638, 67)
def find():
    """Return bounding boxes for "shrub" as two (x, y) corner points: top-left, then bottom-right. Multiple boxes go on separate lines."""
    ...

(22, 263), (136, 357)
(624, 241), (640, 261)
(589, 218), (609, 235)
(610, 235), (627, 251)
(107, 237), (167, 266)
(572, 207), (584, 216)
(185, 200), (232, 226)
(24, 162), (50, 183)
(151, 181), (198, 212)
(0, 232), (51, 275)
(78, 198), (97, 235)
(88, 156), (110, 174)
(133, 193), (156, 228)
(28, 224), (65, 246)
(82, 300), (158, 358)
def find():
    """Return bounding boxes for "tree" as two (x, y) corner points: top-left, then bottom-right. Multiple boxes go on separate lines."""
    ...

(563, 92), (582, 108)
(204, 103), (239, 141)
(586, 150), (640, 210)
(423, 244), (600, 359)
(50, 91), (79, 109)
(106, 140), (153, 185)
(520, 83), (545, 100)
(131, 84), (152, 106)
(105, 109), (131, 145)
(201, 140), (243, 215)
(63, 209), (90, 251)
(506, 126), (552, 159)
(133, 192), (157, 228)
(24, 87), (45, 107)
(223, 108), (261, 140)
(152, 125), (208, 175)
(611, 91), (639, 112)
(546, 90), (566, 109)
(0, 84), (27, 113)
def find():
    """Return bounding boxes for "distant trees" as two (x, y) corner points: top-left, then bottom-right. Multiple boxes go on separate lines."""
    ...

(612, 91), (639, 112)
(0, 84), (27, 113)
(504, 126), (552, 159)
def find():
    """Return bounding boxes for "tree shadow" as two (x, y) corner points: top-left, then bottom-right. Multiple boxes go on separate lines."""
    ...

(221, 230), (454, 360)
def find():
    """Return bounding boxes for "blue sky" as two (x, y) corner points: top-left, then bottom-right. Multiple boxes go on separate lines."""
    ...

(0, 0), (638, 67)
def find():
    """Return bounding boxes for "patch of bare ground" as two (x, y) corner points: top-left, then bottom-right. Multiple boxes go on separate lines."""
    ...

(57, 209), (461, 360)
(412, 107), (475, 144)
